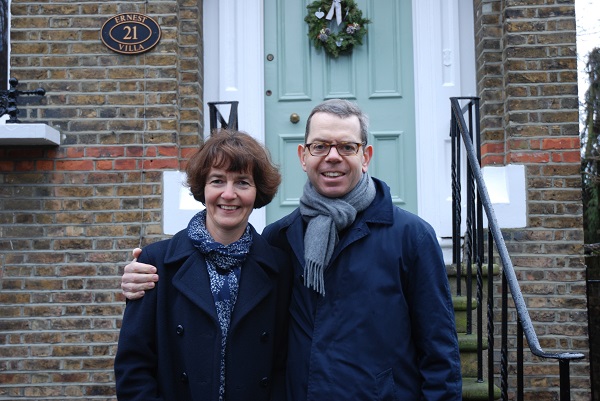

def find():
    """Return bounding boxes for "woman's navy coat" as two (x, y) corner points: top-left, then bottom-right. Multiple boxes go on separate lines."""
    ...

(115, 226), (292, 401)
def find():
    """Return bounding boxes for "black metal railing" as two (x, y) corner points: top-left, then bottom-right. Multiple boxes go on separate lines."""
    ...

(450, 97), (585, 401)
(1, 0), (8, 90)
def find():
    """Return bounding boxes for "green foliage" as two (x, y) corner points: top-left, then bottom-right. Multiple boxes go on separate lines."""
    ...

(582, 48), (600, 246)
(305, 0), (370, 58)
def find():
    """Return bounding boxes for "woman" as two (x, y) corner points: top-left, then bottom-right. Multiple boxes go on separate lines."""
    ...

(114, 130), (291, 401)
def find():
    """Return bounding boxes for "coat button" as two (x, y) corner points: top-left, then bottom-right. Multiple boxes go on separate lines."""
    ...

(260, 377), (269, 388)
(260, 331), (269, 342)
(176, 325), (184, 335)
(180, 372), (188, 383)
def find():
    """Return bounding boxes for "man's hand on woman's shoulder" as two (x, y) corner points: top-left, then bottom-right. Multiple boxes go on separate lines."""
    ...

(121, 248), (159, 300)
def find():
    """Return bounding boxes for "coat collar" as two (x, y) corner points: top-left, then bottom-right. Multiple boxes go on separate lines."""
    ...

(163, 225), (280, 274)
(165, 225), (281, 328)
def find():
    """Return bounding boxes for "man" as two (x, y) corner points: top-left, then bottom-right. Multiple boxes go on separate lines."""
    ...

(121, 99), (462, 400)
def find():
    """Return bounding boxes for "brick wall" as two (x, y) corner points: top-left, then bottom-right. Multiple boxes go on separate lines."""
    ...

(473, 0), (590, 399)
(0, 1), (202, 399)
(0, 0), (591, 400)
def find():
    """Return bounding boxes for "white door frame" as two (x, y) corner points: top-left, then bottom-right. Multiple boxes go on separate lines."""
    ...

(203, 0), (267, 230)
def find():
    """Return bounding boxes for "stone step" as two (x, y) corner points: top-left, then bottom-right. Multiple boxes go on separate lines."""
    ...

(462, 378), (501, 401)
(453, 295), (478, 334)
(446, 263), (501, 296)
(446, 263), (500, 277)
(448, 265), (501, 400)
(458, 333), (488, 377)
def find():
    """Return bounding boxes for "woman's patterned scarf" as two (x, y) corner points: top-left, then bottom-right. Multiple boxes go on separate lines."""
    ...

(187, 210), (252, 401)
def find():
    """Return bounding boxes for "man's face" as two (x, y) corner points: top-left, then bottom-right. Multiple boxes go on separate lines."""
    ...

(298, 112), (372, 198)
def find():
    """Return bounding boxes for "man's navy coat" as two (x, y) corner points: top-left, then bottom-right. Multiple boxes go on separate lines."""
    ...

(263, 178), (462, 401)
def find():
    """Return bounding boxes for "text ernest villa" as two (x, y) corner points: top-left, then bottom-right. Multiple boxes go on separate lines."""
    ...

(101, 13), (161, 55)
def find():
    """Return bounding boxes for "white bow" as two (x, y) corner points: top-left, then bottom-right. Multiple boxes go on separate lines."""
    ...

(326, 0), (343, 26)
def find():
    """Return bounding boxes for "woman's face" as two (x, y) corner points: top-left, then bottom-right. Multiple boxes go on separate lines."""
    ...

(204, 166), (257, 244)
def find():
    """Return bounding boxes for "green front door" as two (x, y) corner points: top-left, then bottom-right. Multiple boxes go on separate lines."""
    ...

(264, 0), (416, 223)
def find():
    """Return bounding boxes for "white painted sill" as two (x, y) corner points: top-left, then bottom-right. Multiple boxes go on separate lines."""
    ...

(0, 122), (61, 146)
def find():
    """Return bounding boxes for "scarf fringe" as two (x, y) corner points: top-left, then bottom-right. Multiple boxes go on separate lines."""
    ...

(304, 260), (326, 296)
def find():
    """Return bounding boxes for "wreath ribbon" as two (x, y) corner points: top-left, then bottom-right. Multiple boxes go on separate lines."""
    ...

(326, 0), (342, 26)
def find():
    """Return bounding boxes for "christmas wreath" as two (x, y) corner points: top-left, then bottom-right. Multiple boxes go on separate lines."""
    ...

(305, 0), (370, 58)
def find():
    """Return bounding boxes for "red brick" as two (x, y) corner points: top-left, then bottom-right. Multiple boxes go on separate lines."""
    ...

(14, 161), (35, 171)
(95, 160), (114, 170)
(55, 160), (95, 171)
(65, 147), (85, 158)
(86, 147), (126, 158)
(509, 151), (551, 163)
(0, 161), (15, 171)
(157, 146), (179, 157)
(36, 160), (54, 170)
(551, 151), (581, 163)
(481, 141), (505, 154)
(142, 158), (180, 169)
(114, 159), (138, 170)
(541, 137), (580, 150)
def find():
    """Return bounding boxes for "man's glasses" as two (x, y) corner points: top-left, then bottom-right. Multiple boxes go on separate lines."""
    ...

(305, 141), (365, 157)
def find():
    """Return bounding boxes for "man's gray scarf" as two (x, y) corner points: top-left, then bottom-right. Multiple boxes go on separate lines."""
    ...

(299, 173), (376, 296)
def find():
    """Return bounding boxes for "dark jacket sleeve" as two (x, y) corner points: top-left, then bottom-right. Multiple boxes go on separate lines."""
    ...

(114, 247), (165, 401)
(406, 225), (462, 400)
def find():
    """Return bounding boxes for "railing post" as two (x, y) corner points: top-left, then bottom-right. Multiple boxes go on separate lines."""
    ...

(451, 111), (462, 296)
(517, 320), (524, 401)
(559, 359), (572, 401)
(487, 230), (495, 401)
(0, 0), (8, 90)
(207, 101), (239, 132)
(501, 272), (508, 401)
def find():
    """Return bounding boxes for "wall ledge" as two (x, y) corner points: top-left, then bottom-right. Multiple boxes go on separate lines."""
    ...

(482, 164), (526, 228)
(0, 123), (61, 146)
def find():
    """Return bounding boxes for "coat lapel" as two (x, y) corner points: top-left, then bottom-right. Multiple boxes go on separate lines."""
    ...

(229, 233), (277, 329)
(168, 228), (281, 330)
(171, 251), (219, 324)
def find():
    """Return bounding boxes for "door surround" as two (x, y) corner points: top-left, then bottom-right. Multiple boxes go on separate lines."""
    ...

(202, 0), (476, 234)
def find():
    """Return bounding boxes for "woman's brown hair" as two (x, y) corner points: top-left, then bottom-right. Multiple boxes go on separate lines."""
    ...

(185, 130), (281, 209)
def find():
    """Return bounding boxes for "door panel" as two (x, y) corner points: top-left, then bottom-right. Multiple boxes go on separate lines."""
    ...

(265, 0), (416, 223)
(371, 130), (407, 204)
(277, 1), (312, 101)
(277, 133), (305, 207)
(325, 58), (356, 98)
(367, 2), (403, 98)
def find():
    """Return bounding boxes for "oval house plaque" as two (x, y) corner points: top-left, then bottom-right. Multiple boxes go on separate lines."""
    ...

(101, 13), (161, 55)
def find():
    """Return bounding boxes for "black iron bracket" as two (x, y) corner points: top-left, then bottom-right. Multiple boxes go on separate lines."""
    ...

(0, 77), (46, 123)
(207, 101), (239, 132)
